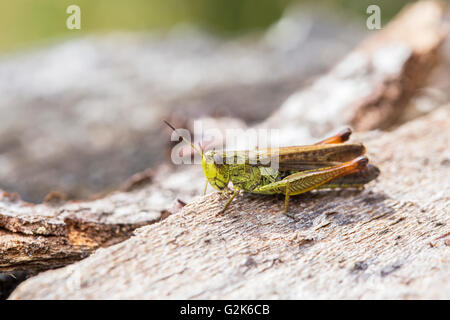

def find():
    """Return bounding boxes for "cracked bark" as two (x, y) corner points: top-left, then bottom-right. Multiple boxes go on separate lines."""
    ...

(0, 165), (200, 273)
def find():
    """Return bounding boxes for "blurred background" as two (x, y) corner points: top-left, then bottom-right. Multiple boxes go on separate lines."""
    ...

(0, 0), (426, 203)
(0, 0), (414, 52)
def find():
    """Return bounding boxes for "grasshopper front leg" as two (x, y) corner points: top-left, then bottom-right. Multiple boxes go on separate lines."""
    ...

(254, 156), (369, 213)
(218, 187), (240, 215)
(203, 180), (209, 196)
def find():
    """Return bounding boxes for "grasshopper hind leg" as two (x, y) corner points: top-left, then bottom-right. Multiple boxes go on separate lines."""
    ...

(314, 128), (352, 145)
(254, 156), (369, 214)
(318, 164), (380, 190)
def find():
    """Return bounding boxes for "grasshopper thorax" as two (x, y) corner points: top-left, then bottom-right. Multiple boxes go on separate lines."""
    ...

(202, 150), (230, 191)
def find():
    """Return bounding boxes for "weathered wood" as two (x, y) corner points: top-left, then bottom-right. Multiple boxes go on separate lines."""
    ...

(264, 0), (447, 144)
(1, 0), (448, 276)
(9, 107), (450, 299)
(2, 0), (449, 299)
(0, 165), (201, 272)
(349, 0), (448, 131)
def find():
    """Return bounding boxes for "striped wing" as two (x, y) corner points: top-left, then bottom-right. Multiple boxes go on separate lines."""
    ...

(216, 143), (366, 171)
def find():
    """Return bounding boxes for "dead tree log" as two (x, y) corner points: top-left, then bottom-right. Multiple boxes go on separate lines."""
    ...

(9, 107), (450, 299)
(1, 0), (448, 276)
(1, 0), (449, 299)
(0, 166), (200, 272)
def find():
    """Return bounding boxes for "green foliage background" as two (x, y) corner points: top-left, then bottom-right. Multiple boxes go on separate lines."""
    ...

(0, 0), (415, 52)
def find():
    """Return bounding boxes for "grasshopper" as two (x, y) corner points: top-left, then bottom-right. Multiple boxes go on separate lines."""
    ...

(165, 121), (379, 215)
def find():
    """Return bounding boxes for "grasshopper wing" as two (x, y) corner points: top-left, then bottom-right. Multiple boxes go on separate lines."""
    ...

(255, 144), (366, 171)
(211, 144), (365, 171)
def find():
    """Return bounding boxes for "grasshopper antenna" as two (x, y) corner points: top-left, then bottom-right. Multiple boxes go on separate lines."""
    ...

(198, 142), (204, 156)
(163, 120), (202, 155)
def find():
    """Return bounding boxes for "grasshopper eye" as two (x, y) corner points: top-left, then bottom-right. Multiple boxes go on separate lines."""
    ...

(204, 154), (214, 164)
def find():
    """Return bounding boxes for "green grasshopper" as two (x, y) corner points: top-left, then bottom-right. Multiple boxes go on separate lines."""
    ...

(165, 121), (379, 214)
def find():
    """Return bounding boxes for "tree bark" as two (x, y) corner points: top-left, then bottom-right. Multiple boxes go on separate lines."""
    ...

(0, 166), (199, 272)
(9, 107), (450, 299)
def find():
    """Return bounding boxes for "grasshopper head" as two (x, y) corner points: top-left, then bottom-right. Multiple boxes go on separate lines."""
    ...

(163, 120), (230, 191)
(202, 150), (230, 191)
